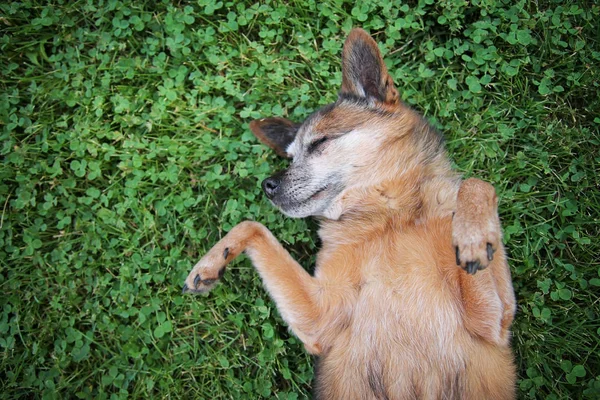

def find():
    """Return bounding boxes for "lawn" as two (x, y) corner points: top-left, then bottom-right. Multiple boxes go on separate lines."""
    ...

(1, 1), (599, 399)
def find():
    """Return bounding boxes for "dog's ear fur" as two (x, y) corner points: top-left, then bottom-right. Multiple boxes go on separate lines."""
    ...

(249, 118), (300, 158)
(340, 28), (399, 105)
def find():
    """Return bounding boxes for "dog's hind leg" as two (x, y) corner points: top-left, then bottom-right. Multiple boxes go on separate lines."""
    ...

(183, 221), (324, 353)
(452, 178), (516, 346)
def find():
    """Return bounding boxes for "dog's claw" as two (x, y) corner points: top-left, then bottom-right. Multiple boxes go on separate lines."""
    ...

(193, 274), (201, 289)
(466, 262), (473, 274)
(487, 243), (494, 261)
(455, 246), (461, 266)
(223, 247), (230, 260)
(182, 283), (189, 294)
(465, 261), (480, 275)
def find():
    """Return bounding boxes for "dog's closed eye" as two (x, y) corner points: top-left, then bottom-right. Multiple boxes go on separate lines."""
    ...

(307, 137), (329, 154)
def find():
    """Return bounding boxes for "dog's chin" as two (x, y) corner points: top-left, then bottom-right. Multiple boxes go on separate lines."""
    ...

(271, 198), (325, 218)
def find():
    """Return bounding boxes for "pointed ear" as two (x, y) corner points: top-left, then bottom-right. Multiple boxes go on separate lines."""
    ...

(248, 117), (300, 158)
(340, 28), (399, 105)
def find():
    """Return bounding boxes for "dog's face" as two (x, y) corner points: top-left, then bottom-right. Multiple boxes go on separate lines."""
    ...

(249, 29), (402, 219)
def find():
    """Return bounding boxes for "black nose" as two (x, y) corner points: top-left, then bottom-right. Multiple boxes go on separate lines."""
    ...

(262, 176), (281, 199)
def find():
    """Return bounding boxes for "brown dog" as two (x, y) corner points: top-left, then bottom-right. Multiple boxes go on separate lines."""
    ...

(183, 28), (516, 399)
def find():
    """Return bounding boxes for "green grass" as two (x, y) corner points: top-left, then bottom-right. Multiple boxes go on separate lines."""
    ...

(1, 0), (599, 399)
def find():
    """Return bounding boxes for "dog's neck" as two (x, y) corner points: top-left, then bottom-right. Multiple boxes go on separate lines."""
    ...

(317, 156), (460, 246)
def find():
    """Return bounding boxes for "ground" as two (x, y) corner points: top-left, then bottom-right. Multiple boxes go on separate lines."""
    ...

(0, 1), (599, 399)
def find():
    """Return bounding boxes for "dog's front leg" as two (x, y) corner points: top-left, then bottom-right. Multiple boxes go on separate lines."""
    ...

(452, 178), (502, 273)
(183, 221), (323, 353)
(452, 178), (516, 346)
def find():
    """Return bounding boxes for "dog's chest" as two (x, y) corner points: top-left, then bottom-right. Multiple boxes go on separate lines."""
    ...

(355, 257), (462, 350)
(321, 221), (464, 350)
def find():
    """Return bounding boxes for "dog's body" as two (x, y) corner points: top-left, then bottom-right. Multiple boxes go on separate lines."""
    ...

(184, 29), (516, 399)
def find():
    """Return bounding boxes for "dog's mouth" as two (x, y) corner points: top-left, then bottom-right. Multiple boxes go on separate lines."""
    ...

(268, 179), (345, 218)
(309, 184), (329, 199)
(273, 184), (329, 209)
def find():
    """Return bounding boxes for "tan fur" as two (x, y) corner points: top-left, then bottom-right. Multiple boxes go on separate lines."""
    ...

(314, 106), (390, 135)
(184, 28), (516, 399)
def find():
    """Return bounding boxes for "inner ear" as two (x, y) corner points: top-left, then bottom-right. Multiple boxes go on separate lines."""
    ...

(340, 28), (399, 105)
(249, 117), (300, 158)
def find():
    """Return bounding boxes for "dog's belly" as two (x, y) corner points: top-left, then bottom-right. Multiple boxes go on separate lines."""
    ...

(353, 279), (464, 357)
(357, 284), (466, 397)
(349, 219), (466, 365)
(315, 222), (472, 399)
(316, 281), (470, 400)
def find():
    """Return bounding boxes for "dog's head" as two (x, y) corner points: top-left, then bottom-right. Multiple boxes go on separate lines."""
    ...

(250, 29), (419, 219)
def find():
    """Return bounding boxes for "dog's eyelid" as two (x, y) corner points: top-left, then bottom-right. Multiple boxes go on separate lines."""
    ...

(312, 136), (329, 146)
(307, 136), (329, 154)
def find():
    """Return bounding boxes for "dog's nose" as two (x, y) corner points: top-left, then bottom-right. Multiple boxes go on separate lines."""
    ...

(262, 176), (280, 199)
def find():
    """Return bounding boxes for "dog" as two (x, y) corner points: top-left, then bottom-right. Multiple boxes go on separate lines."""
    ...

(183, 28), (516, 399)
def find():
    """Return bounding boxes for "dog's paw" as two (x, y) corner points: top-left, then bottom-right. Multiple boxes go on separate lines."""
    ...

(452, 178), (501, 275)
(182, 246), (232, 294)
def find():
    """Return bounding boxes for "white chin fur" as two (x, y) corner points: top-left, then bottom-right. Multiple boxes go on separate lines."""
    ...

(278, 201), (335, 219)
(322, 201), (344, 220)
